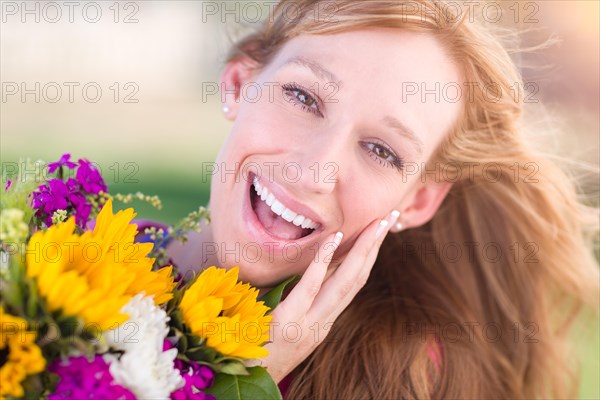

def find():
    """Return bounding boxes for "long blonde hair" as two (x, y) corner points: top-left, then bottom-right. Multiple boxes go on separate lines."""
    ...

(227, 1), (599, 398)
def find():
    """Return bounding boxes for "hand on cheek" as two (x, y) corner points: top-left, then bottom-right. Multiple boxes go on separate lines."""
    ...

(248, 210), (400, 383)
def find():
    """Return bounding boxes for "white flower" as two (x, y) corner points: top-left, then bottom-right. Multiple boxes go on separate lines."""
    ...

(104, 293), (183, 399)
(0, 208), (28, 244)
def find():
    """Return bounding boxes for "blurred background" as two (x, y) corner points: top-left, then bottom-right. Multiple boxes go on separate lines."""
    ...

(1, 1), (598, 397)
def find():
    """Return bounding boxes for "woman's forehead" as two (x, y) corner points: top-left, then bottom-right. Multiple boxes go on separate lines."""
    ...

(270, 29), (459, 76)
(261, 29), (464, 158)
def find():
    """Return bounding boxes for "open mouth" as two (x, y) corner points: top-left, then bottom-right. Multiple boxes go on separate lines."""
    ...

(249, 175), (321, 241)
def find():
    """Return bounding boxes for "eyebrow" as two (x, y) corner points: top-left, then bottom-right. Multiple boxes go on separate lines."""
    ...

(283, 56), (341, 86)
(282, 57), (422, 155)
(382, 116), (424, 156)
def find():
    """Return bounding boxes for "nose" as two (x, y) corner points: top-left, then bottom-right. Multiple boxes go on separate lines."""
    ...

(291, 130), (346, 195)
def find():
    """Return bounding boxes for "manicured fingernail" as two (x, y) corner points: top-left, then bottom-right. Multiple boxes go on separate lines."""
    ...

(390, 211), (401, 229)
(375, 220), (389, 239)
(333, 231), (344, 246)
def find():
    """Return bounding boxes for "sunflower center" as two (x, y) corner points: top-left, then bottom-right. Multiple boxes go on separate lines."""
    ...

(0, 345), (9, 367)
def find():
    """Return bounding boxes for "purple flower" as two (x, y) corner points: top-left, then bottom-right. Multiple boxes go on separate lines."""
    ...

(31, 178), (94, 228)
(65, 178), (86, 207)
(49, 355), (135, 400)
(48, 153), (77, 174)
(30, 155), (108, 229)
(76, 159), (107, 195)
(31, 179), (70, 225)
(164, 341), (216, 400)
(65, 178), (93, 226)
(75, 202), (92, 227)
(4, 180), (11, 191)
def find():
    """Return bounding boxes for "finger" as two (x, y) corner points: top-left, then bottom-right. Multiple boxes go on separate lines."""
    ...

(309, 210), (399, 322)
(326, 243), (381, 320)
(326, 211), (399, 320)
(275, 231), (343, 318)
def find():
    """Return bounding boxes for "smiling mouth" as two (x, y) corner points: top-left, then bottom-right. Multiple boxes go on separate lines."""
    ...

(249, 176), (321, 241)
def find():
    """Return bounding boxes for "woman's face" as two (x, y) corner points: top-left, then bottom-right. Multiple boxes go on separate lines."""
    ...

(210, 29), (463, 287)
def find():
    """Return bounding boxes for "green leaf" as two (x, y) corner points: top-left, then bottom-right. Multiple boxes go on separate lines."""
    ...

(205, 366), (282, 400)
(26, 279), (39, 319)
(176, 332), (189, 353)
(217, 361), (250, 376)
(259, 275), (301, 314)
(42, 371), (60, 394)
(186, 346), (213, 363)
(56, 314), (80, 337)
(188, 333), (204, 348)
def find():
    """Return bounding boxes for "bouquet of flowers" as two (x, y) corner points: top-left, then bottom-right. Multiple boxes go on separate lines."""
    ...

(0, 154), (288, 400)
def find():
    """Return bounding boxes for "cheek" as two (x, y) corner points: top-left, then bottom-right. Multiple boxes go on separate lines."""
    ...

(235, 91), (316, 149)
(207, 180), (227, 242)
(340, 169), (404, 223)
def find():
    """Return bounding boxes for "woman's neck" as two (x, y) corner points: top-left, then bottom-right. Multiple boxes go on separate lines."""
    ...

(166, 219), (220, 277)
(166, 221), (275, 297)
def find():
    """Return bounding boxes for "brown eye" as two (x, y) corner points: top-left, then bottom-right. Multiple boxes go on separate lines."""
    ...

(296, 91), (315, 107)
(362, 141), (404, 172)
(373, 145), (390, 159)
(281, 83), (322, 116)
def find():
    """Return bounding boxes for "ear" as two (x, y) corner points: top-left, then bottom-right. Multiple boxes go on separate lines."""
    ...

(390, 181), (453, 232)
(220, 57), (261, 121)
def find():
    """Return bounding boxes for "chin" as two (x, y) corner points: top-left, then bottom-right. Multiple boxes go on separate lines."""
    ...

(212, 222), (313, 287)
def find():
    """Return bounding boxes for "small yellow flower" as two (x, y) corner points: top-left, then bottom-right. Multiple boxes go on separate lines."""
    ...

(26, 200), (176, 330)
(180, 266), (272, 359)
(0, 306), (46, 400)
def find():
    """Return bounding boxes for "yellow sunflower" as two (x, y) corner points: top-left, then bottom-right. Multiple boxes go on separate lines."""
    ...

(25, 200), (176, 331)
(0, 306), (46, 400)
(179, 266), (272, 359)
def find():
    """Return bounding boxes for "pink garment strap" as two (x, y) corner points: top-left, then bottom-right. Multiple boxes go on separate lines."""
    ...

(426, 338), (444, 372)
(277, 373), (293, 399)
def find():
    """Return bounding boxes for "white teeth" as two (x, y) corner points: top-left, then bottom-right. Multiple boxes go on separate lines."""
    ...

(252, 178), (320, 230)
(281, 209), (297, 222)
(292, 215), (305, 226)
(271, 200), (285, 216)
(266, 193), (275, 206)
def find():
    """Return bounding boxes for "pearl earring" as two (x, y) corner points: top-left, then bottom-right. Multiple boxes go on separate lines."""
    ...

(395, 222), (404, 231)
(223, 105), (230, 113)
